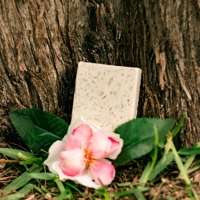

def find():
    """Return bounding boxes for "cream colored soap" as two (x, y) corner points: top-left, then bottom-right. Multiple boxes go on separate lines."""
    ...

(71, 62), (142, 131)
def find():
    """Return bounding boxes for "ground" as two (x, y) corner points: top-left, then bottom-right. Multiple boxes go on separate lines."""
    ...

(0, 136), (200, 200)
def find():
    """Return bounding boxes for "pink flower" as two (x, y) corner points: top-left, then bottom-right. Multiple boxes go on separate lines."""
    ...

(44, 116), (123, 189)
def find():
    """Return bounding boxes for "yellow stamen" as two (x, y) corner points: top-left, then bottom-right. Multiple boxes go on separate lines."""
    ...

(84, 148), (94, 165)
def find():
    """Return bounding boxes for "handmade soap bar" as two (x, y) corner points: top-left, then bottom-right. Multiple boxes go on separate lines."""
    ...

(71, 62), (142, 131)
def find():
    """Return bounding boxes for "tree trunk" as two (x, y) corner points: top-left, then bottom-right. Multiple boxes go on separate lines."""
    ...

(0, 0), (200, 147)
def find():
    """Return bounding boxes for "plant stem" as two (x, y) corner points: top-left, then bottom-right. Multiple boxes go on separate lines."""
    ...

(170, 139), (198, 200)
(0, 159), (21, 163)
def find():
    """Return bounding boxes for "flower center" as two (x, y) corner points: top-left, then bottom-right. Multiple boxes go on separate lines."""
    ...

(84, 148), (94, 165)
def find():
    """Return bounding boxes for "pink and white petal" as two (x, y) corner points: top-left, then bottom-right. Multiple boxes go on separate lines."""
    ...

(64, 124), (93, 151)
(90, 159), (115, 186)
(101, 131), (123, 159)
(59, 149), (86, 177)
(107, 136), (123, 159)
(53, 160), (101, 189)
(76, 172), (101, 189)
(88, 132), (112, 159)
(44, 141), (65, 173)
(62, 115), (91, 142)
(83, 119), (102, 132)
(51, 161), (75, 181)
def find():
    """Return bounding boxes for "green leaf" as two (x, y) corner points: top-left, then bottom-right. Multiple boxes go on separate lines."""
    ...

(20, 157), (43, 165)
(148, 151), (174, 181)
(183, 142), (200, 170)
(140, 125), (159, 185)
(65, 182), (85, 197)
(172, 114), (186, 138)
(113, 118), (175, 165)
(1, 184), (34, 200)
(9, 108), (68, 155)
(57, 188), (73, 200)
(1, 184), (46, 200)
(178, 147), (200, 155)
(3, 165), (43, 194)
(28, 172), (57, 180)
(0, 148), (35, 160)
(113, 187), (149, 199)
(117, 182), (132, 187)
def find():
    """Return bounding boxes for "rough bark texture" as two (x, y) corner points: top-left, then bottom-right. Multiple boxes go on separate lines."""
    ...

(0, 0), (200, 147)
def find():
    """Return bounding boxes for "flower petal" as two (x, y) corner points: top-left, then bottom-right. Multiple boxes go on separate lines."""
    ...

(88, 132), (111, 159)
(52, 161), (101, 188)
(59, 149), (85, 177)
(64, 124), (93, 151)
(104, 132), (123, 159)
(90, 159), (115, 186)
(44, 141), (65, 173)
(76, 172), (101, 189)
(107, 136), (123, 159)
(51, 161), (73, 181)
(62, 115), (95, 142)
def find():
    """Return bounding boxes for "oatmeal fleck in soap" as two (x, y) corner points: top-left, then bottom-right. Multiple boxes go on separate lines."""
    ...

(71, 62), (142, 131)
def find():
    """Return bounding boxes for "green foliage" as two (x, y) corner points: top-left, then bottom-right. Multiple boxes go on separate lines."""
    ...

(9, 108), (69, 155)
(113, 118), (175, 165)
(28, 172), (58, 180)
(3, 165), (43, 194)
(2, 110), (200, 199)
(171, 114), (186, 137)
(0, 148), (35, 160)
(178, 147), (200, 155)
(148, 151), (174, 181)
(1, 184), (34, 200)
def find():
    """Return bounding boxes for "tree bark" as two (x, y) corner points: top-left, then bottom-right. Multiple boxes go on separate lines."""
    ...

(0, 0), (200, 147)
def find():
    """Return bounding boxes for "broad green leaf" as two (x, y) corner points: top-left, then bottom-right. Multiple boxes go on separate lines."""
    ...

(148, 151), (174, 181)
(3, 165), (43, 194)
(158, 138), (167, 148)
(0, 148), (35, 160)
(9, 108), (68, 155)
(113, 118), (175, 165)
(28, 172), (57, 180)
(178, 147), (200, 155)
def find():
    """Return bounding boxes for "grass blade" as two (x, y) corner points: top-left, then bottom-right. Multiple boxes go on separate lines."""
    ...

(172, 115), (186, 138)
(55, 179), (65, 193)
(148, 151), (174, 181)
(0, 148), (35, 160)
(1, 183), (34, 200)
(139, 125), (159, 185)
(178, 147), (200, 156)
(3, 165), (43, 194)
(65, 181), (85, 197)
(29, 172), (57, 180)
(170, 139), (198, 199)
(113, 187), (149, 198)
(132, 188), (146, 200)
(57, 188), (73, 200)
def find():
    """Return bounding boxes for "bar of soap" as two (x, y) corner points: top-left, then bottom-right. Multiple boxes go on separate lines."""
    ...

(71, 62), (142, 131)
